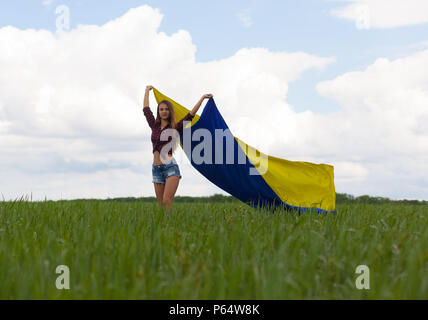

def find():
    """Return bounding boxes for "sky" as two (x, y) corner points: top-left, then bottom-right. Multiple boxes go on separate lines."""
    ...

(1, 0), (427, 201)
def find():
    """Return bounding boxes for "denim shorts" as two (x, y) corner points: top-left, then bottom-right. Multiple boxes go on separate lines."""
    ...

(152, 157), (182, 184)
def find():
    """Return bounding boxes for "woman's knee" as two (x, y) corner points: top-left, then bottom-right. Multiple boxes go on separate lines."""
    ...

(162, 195), (173, 205)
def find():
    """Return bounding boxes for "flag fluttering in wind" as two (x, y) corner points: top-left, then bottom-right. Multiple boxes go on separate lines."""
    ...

(152, 88), (337, 214)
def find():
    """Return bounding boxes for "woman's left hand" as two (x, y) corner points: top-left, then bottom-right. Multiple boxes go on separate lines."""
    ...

(203, 93), (213, 99)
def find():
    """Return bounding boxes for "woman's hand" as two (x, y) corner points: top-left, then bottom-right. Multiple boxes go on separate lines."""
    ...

(202, 93), (213, 99)
(143, 86), (153, 108)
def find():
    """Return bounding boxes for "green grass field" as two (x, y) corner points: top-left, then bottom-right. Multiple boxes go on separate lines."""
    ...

(1, 199), (427, 299)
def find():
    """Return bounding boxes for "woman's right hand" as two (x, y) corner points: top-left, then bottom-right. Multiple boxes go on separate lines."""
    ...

(146, 85), (153, 91)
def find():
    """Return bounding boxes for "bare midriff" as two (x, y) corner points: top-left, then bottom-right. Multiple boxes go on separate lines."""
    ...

(153, 150), (173, 165)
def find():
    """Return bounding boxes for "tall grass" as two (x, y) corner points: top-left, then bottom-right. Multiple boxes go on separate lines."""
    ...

(0, 199), (427, 299)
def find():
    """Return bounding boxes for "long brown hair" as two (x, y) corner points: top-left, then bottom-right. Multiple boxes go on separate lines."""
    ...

(155, 100), (180, 154)
(155, 100), (178, 129)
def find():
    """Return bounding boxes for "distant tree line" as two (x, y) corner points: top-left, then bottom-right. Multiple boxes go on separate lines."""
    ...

(73, 193), (427, 205)
(335, 193), (427, 205)
(90, 193), (241, 203)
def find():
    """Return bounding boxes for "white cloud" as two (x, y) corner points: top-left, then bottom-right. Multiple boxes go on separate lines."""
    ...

(330, 0), (428, 29)
(1, 5), (427, 202)
(315, 51), (428, 199)
(334, 161), (369, 182)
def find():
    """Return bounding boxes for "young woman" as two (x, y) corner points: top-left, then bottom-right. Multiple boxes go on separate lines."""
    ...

(143, 85), (213, 211)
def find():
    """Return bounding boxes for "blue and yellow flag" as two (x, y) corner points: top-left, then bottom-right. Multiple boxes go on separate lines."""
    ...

(153, 88), (337, 214)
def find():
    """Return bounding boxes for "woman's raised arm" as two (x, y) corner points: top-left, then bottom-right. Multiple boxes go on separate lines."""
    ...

(142, 85), (155, 129)
(189, 93), (213, 116)
(176, 93), (213, 132)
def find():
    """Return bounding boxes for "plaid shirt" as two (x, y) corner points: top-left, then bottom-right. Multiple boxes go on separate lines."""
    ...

(143, 106), (195, 155)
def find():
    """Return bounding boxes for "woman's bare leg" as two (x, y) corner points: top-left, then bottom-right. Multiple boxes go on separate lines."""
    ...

(154, 183), (165, 209)
(163, 176), (179, 211)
